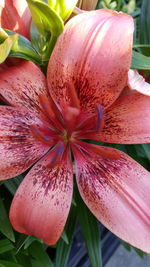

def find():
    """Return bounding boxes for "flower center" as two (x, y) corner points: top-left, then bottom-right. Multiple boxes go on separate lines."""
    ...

(30, 94), (104, 166)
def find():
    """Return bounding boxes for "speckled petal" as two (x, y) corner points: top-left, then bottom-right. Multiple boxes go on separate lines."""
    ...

(93, 93), (150, 144)
(9, 148), (73, 245)
(0, 0), (31, 38)
(73, 142), (150, 253)
(0, 106), (49, 180)
(0, 61), (49, 113)
(47, 9), (133, 113)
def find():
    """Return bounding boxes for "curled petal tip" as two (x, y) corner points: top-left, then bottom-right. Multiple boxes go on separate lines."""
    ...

(128, 69), (150, 96)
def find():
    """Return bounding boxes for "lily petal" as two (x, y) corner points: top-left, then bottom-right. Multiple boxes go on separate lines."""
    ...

(73, 142), (150, 253)
(47, 9), (133, 113)
(10, 148), (73, 245)
(87, 93), (150, 144)
(0, 0), (31, 38)
(0, 106), (49, 180)
(0, 61), (49, 113)
(128, 69), (150, 96)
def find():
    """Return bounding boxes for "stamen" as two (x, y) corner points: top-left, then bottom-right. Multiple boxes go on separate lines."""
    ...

(48, 142), (65, 168)
(96, 104), (104, 132)
(74, 104), (104, 138)
(39, 93), (64, 132)
(30, 124), (59, 145)
(43, 136), (52, 141)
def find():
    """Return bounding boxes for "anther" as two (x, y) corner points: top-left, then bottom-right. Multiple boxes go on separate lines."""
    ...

(96, 104), (104, 132)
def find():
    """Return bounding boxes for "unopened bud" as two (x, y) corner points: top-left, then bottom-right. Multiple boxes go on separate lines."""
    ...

(77, 0), (98, 10)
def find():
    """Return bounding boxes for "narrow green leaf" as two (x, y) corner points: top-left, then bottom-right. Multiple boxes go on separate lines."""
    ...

(134, 247), (148, 258)
(0, 239), (14, 254)
(141, 144), (150, 162)
(130, 8), (141, 18)
(29, 242), (54, 267)
(15, 235), (29, 254)
(55, 204), (77, 267)
(24, 236), (42, 250)
(0, 261), (23, 267)
(0, 34), (18, 63)
(15, 253), (32, 267)
(133, 44), (150, 48)
(61, 231), (69, 245)
(139, 0), (150, 56)
(131, 50), (150, 69)
(4, 175), (23, 196)
(15, 235), (36, 253)
(121, 240), (132, 252)
(75, 188), (103, 267)
(121, 240), (148, 258)
(0, 199), (15, 242)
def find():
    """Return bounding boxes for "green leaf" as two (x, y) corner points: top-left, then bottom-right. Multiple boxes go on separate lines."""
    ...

(139, 0), (150, 56)
(0, 28), (8, 42)
(15, 235), (30, 254)
(0, 239), (14, 254)
(141, 144), (150, 162)
(0, 29), (41, 64)
(29, 242), (53, 267)
(27, 0), (64, 36)
(0, 199), (15, 242)
(0, 34), (18, 63)
(0, 261), (23, 267)
(30, 22), (46, 57)
(55, 204), (77, 267)
(9, 34), (41, 65)
(121, 240), (148, 258)
(48, 0), (78, 21)
(61, 231), (69, 245)
(114, 144), (150, 170)
(134, 247), (148, 258)
(24, 236), (42, 250)
(15, 235), (41, 253)
(15, 253), (32, 267)
(75, 187), (103, 267)
(4, 175), (23, 196)
(131, 50), (150, 69)
(121, 240), (132, 252)
(133, 44), (150, 48)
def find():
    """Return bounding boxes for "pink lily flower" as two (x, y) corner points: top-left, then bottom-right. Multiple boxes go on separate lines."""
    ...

(0, 0), (31, 38)
(0, 9), (150, 252)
